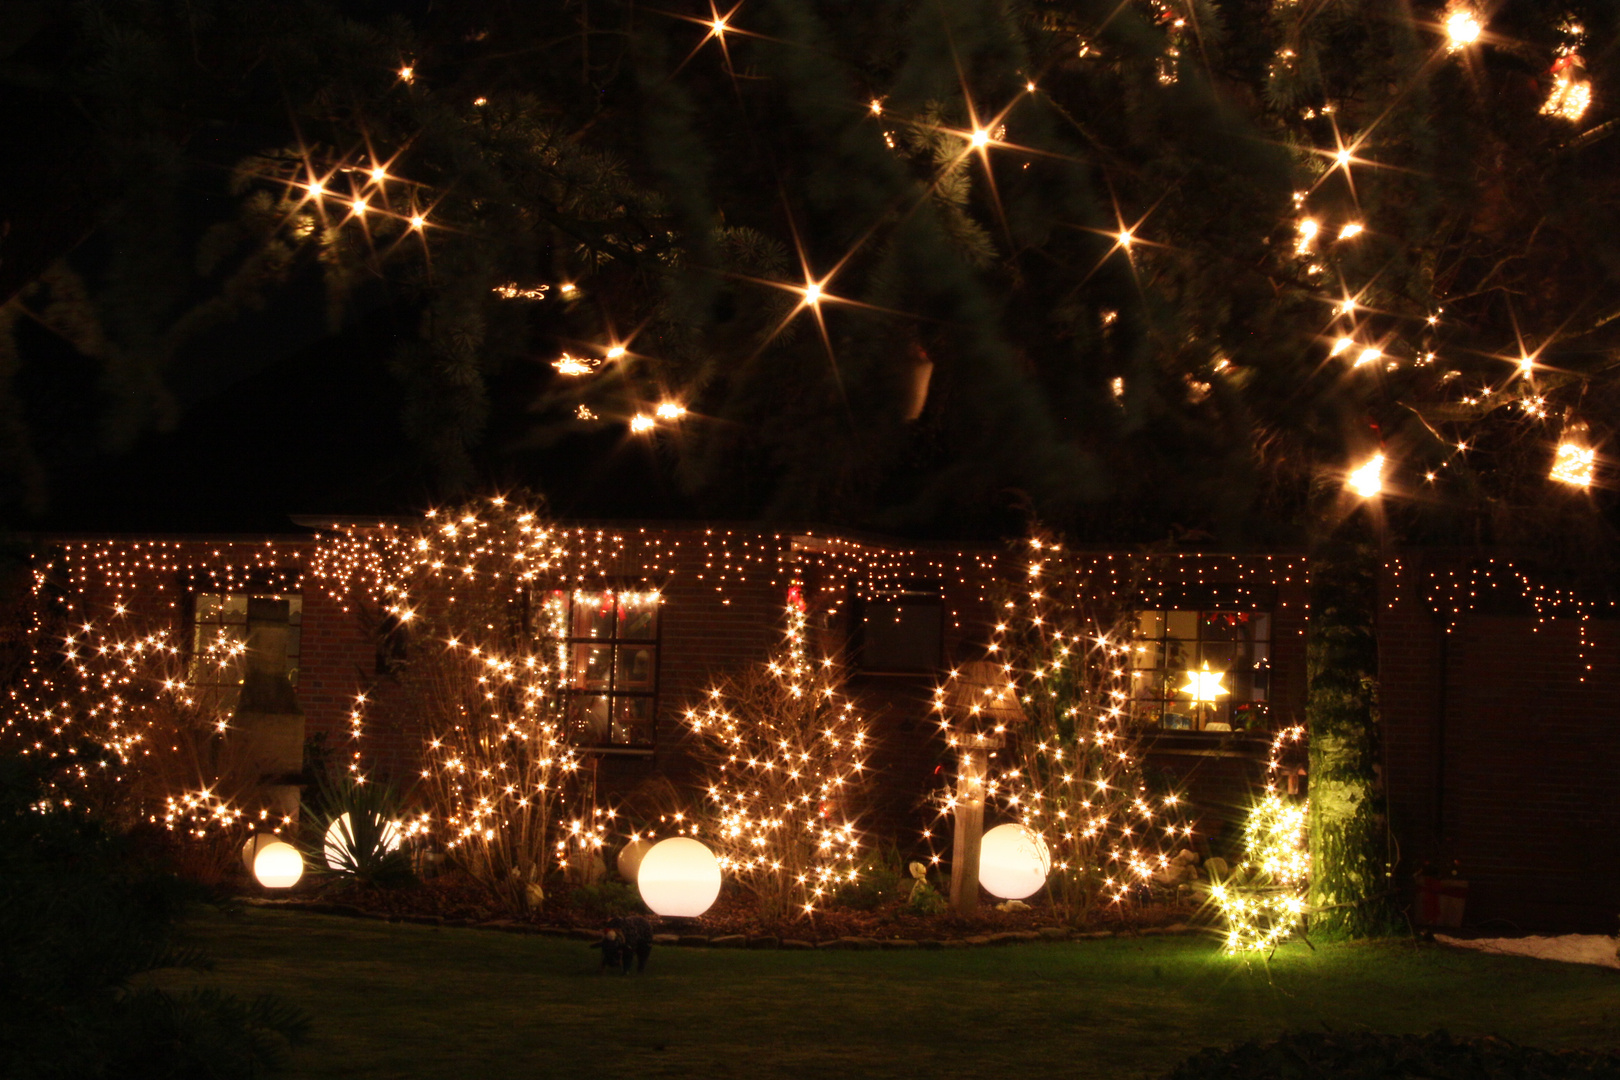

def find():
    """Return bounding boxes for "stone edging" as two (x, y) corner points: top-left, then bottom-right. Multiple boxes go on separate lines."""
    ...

(242, 899), (1198, 948)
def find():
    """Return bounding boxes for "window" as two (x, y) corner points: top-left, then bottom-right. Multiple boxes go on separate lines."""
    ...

(545, 589), (660, 749)
(858, 585), (944, 673)
(190, 593), (303, 704)
(1127, 609), (1270, 732)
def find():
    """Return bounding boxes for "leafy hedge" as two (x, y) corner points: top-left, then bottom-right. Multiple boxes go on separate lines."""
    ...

(1163, 1030), (1620, 1079)
(0, 754), (308, 1079)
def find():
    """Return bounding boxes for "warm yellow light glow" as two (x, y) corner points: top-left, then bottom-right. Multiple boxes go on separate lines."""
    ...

(369, 166), (387, 183)
(408, 214), (426, 230)
(1445, 10), (1482, 50)
(710, 17), (727, 36)
(1178, 661), (1228, 705)
(1334, 148), (1352, 168)
(1330, 337), (1354, 357)
(655, 402), (686, 421)
(1117, 229), (1134, 249)
(399, 65), (416, 82)
(1338, 223), (1363, 239)
(1355, 347), (1382, 367)
(1518, 354), (1535, 378)
(1295, 218), (1319, 254)
(553, 354), (595, 376)
(978, 823), (1051, 900)
(606, 345), (628, 360)
(803, 281), (823, 306)
(306, 180), (325, 198)
(637, 837), (722, 916)
(1551, 442), (1596, 487)
(969, 127), (991, 149)
(1348, 453), (1385, 498)
(253, 841), (304, 889)
(869, 98), (883, 115)
(629, 414), (656, 434)
(1543, 70), (1592, 122)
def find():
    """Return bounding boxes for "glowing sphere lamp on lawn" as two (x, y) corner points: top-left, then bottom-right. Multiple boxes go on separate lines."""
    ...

(617, 838), (653, 884)
(636, 837), (722, 916)
(978, 823), (1052, 900)
(242, 833), (279, 873)
(253, 841), (305, 889)
(324, 811), (403, 871)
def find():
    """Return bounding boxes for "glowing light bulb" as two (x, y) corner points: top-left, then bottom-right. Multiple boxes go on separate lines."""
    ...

(1334, 148), (1352, 168)
(1347, 453), (1385, 498)
(306, 179), (325, 198)
(869, 99), (883, 115)
(803, 282), (823, 306)
(710, 17), (727, 36)
(630, 414), (656, 434)
(1518, 354), (1535, 378)
(969, 128), (991, 148)
(370, 166), (387, 183)
(605, 345), (627, 360)
(655, 402), (686, 421)
(399, 65), (416, 82)
(1117, 229), (1134, 249)
(1338, 223), (1364, 239)
(1355, 347), (1382, 367)
(409, 214), (426, 230)
(1445, 10), (1482, 51)
(1331, 337), (1354, 357)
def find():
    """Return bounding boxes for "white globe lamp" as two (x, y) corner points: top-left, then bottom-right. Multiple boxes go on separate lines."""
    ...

(978, 823), (1051, 900)
(617, 838), (653, 884)
(324, 811), (403, 871)
(636, 837), (721, 917)
(253, 841), (305, 889)
(242, 833), (278, 873)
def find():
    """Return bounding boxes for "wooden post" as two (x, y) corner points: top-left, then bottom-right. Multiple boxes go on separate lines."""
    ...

(949, 746), (987, 917)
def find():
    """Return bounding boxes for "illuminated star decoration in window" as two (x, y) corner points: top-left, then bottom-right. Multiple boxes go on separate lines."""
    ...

(1179, 662), (1228, 705)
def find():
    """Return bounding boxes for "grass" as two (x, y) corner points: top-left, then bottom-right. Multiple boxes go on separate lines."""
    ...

(157, 907), (1620, 1080)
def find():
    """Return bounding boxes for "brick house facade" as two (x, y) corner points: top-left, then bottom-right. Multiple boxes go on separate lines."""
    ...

(30, 526), (1619, 931)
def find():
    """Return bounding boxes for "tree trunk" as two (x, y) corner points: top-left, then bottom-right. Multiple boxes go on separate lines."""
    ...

(1305, 510), (1394, 939)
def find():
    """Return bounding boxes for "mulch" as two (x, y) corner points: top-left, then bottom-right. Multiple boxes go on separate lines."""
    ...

(242, 869), (1205, 945)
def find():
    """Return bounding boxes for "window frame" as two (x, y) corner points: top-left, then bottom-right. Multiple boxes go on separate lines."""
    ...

(854, 583), (945, 675)
(186, 591), (304, 701)
(1127, 606), (1272, 734)
(543, 587), (663, 754)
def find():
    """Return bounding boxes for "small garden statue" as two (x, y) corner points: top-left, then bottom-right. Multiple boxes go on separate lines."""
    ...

(591, 915), (655, 974)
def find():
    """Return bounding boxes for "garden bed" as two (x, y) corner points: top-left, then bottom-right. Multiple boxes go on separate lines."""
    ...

(243, 868), (1203, 947)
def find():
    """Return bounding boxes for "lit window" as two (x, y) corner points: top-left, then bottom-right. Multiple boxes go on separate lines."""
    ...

(544, 590), (660, 748)
(1128, 609), (1270, 732)
(190, 593), (303, 704)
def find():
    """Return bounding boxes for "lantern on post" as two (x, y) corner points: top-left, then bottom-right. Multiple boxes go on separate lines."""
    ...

(943, 660), (1026, 917)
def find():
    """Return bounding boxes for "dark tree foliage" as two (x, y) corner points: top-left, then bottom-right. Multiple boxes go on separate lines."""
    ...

(0, 755), (308, 1079)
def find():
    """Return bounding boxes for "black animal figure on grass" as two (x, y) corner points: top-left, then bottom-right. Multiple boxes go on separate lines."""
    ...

(591, 915), (654, 974)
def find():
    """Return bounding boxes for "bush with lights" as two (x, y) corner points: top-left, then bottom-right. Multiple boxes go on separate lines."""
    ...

(683, 587), (870, 920)
(2, 561), (298, 880)
(317, 495), (598, 911)
(933, 535), (1193, 921)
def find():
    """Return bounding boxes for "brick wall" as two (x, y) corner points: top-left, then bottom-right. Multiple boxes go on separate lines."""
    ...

(39, 531), (1617, 929)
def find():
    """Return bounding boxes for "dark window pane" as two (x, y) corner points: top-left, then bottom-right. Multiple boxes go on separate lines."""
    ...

(863, 601), (943, 672)
(567, 695), (611, 744)
(613, 697), (654, 746)
(615, 646), (655, 691)
(572, 593), (614, 639)
(570, 644), (612, 690)
(618, 595), (658, 640)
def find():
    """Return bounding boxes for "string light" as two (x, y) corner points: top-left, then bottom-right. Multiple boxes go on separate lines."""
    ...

(1550, 441), (1595, 487)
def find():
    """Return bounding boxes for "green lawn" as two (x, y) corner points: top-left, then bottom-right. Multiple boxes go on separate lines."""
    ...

(158, 907), (1620, 1080)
